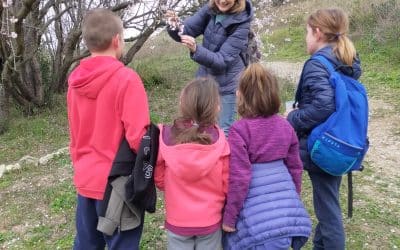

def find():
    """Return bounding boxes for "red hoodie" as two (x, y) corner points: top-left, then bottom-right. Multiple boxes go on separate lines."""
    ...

(67, 56), (149, 200)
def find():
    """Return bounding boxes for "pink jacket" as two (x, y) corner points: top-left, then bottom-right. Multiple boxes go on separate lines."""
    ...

(155, 125), (230, 227)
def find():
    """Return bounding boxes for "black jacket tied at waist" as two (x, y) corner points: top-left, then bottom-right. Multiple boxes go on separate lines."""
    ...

(97, 123), (160, 235)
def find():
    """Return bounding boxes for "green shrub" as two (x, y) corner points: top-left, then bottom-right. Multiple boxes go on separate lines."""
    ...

(134, 62), (167, 89)
(39, 49), (52, 89)
(350, 0), (400, 44)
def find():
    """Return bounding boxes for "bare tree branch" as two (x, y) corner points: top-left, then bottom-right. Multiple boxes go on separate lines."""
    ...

(0, 0), (204, 125)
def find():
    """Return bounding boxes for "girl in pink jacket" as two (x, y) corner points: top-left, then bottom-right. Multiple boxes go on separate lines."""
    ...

(155, 78), (230, 249)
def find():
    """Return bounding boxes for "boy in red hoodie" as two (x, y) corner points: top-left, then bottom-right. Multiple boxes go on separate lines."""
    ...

(67, 9), (149, 249)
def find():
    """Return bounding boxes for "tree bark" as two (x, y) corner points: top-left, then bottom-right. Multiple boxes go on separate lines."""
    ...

(0, 56), (9, 134)
(123, 24), (161, 65)
(0, 84), (9, 134)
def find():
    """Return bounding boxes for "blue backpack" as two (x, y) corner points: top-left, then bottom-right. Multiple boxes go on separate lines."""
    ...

(307, 55), (369, 176)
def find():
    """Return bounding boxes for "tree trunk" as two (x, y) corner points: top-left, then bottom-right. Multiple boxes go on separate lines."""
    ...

(123, 26), (159, 65)
(0, 83), (9, 134)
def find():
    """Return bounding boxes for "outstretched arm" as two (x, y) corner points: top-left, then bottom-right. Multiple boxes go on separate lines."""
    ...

(166, 4), (210, 42)
(191, 21), (250, 72)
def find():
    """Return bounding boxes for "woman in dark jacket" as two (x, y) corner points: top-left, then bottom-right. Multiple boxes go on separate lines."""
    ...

(287, 9), (361, 250)
(167, 0), (253, 135)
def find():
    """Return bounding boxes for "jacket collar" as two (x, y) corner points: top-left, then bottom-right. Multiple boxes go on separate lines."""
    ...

(207, 0), (253, 28)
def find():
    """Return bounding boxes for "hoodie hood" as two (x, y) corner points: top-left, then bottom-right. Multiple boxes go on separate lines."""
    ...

(159, 125), (230, 182)
(314, 45), (362, 79)
(68, 56), (124, 99)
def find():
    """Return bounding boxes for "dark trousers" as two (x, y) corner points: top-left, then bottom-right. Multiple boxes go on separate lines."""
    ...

(73, 194), (144, 250)
(308, 171), (345, 250)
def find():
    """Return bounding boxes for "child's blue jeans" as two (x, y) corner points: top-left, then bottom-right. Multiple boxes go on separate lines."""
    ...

(73, 194), (143, 250)
(308, 171), (345, 250)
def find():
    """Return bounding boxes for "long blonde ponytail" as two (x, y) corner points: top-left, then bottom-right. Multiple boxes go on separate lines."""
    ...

(335, 35), (356, 66)
(308, 8), (356, 66)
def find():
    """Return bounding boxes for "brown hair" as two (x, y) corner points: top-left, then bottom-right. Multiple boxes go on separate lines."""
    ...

(82, 9), (123, 52)
(237, 63), (280, 118)
(209, 0), (246, 14)
(171, 78), (220, 145)
(307, 8), (356, 66)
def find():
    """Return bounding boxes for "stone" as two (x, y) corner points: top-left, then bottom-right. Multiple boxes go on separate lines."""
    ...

(5, 163), (21, 171)
(0, 164), (5, 178)
(57, 147), (69, 155)
(39, 153), (56, 165)
(19, 155), (39, 166)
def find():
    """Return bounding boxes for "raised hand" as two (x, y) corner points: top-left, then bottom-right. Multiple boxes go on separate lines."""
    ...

(180, 35), (196, 53)
(165, 10), (183, 34)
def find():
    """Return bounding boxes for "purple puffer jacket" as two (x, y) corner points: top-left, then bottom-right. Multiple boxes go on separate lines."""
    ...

(223, 161), (312, 250)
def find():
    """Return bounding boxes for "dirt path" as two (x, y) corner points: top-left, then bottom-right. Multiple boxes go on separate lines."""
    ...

(264, 61), (400, 207)
(264, 61), (304, 85)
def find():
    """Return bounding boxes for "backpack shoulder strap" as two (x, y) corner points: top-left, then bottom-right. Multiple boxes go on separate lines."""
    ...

(226, 23), (239, 36)
(312, 55), (335, 75)
(205, 11), (212, 24)
(215, 23), (239, 52)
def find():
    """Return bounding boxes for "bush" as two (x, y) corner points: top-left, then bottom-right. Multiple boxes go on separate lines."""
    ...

(350, 0), (400, 44)
(134, 62), (166, 89)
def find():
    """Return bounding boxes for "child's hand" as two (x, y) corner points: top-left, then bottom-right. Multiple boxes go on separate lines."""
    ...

(283, 101), (296, 117)
(222, 224), (236, 232)
(283, 107), (297, 118)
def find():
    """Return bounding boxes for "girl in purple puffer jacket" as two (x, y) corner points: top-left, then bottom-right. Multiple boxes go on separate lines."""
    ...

(222, 63), (311, 250)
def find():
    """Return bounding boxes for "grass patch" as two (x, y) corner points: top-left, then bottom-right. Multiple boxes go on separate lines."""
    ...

(0, 173), (13, 189)
(0, 95), (69, 164)
(263, 26), (308, 61)
(357, 38), (400, 102)
(48, 182), (76, 214)
(0, 154), (75, 249)
(140, 197), (167, 250)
